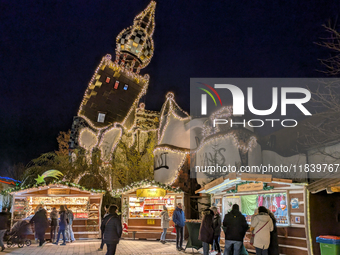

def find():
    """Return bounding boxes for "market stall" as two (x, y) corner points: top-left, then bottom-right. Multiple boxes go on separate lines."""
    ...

(196, 173), (311, 255)
(112, 180), (187, 240)
(10, 183), (104, 240)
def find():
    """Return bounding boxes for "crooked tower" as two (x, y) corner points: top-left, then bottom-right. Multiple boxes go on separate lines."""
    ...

(69, 1), (157, 166)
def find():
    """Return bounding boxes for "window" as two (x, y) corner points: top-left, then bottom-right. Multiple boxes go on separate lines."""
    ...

(97, 113), (106, 123)
(114, 81), (119, 89)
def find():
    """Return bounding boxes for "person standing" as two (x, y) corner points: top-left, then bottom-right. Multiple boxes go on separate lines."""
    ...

(53, 205), (67, 245)
(66, 206), (75, 242)
(267, 210), (279, 255)
(30, 207), (49, 247)
(274, 200), (287, 218)
(198, 208), (214, 255)
(172, 203), (186, 251)
(211, 206), (222, 255)
(0, 208), (9, 251)
(223, 204), (248, 255)
(101, 205), (122, 255)
(160, 205), (170, 244)
(50, 207), (58, 243)
(98, 205), (110, 251)
(250, 206), (273, 255)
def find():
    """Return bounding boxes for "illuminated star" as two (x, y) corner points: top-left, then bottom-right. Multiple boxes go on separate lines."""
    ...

(35, 175), (45, 184)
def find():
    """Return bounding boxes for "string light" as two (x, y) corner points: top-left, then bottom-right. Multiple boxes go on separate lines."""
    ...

(110, 179), (182, 198)
(158, 92), (191, 143)
(2, 180), (106, 196)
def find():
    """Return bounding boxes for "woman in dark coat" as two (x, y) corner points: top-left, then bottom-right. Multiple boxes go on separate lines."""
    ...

(268, 210), (279, 255)
(211, 206), (222, 255)
(101, 204), (122, 255)
(198, 209), (214, 255)
(53, 205), (68, 245)
(30, 207), (48, 247)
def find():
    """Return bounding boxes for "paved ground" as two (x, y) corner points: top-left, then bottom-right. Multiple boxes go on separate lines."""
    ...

(2, 239), (206, 255)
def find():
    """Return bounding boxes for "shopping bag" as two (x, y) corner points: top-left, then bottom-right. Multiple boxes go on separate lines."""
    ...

(170, 227), (176, 235)
(250, 234), (255, 246)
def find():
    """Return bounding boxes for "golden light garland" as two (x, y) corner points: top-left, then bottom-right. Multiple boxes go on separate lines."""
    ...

(78, 127), (99, 152)
(153, 147), (188, 185)
(193, 132), (257, 154)
(115, 1), (156, 70)
(98, 126), (123, 163)
(158, 92), (191, 144)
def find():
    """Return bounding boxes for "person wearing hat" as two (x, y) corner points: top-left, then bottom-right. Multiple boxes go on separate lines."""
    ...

(274, 200), (287, 217)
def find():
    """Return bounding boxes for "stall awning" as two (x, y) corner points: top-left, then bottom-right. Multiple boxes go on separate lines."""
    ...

(195, 173), (296, 195)
(307, 174), (340, 194)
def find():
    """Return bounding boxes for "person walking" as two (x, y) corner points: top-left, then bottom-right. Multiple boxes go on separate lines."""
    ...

(250, 206), (274, 255)
(66, 206), (75, 242)
(53, 205), (68, 245)
(160, 205), (170, 244)
(267, 210), (279, 255)
(172, 203), (186, 251)
(30, 207), (49, 247)
(198, 208), (214, 255)
(98, 205), (110, 251)
(0, 208), (9, 251)
(223, 204), (248, 255)
(101, 205), (122, 255)
(50, 207), (58, 243)
(211, 206), (222, 255)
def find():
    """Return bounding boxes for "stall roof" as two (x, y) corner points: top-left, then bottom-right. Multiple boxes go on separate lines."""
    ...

(307, 174), (340, 194)
(195, 173), (303, 195)
(9, 183), (105, 196)
(111, 180), (183, 198)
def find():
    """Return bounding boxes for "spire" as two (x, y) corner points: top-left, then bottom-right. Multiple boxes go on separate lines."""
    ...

(116, 1), (156, 72)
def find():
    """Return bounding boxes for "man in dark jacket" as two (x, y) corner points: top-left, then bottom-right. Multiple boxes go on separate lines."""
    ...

(50, 207), (58, 243)
(30, 207), (49, 247)
(211, 206), (222, 255)
(172, 203), (186, 251)
(101, 204), (122, 255)
(0, 208), (9, 251)
(223, 204), (248, 255)
(198, 209), (214, 255)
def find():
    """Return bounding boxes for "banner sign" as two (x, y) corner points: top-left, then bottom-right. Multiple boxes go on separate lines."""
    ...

(47, 189), (70, 195)
(237, 182), (263, 192)
(136, 188), (166, 198)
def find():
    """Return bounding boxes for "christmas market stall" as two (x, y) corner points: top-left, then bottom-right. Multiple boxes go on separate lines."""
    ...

(9, 182), (104, 240)
(307, 175), (340, 255)
(196, 173), (311, 255)
(112, 180), (187, 240)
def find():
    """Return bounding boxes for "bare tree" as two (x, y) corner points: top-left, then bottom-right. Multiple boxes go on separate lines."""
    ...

(315, 20), (340, 76)
(299, 21), (340, 157)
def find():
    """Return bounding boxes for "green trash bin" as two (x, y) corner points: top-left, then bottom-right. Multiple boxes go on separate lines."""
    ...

(316, 236), (340, 255)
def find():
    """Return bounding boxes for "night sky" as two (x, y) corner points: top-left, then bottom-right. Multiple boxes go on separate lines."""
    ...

(1, 0), (339, 172)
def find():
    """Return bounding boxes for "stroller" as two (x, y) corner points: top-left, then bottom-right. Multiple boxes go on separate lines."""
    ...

(7, 219), (33, 248)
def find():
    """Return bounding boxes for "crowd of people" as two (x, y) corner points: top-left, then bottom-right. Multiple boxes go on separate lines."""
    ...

(198, 204), (279, 255)
(0, 202), (280, 255)
(30, 205), (75, 246)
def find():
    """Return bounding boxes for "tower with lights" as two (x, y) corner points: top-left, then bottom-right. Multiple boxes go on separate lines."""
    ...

(69, 1), (158, 167)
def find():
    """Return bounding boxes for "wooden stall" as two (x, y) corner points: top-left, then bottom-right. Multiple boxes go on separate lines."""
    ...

(307, 177), (340, 255)
(11, 184), (103, 240)
(116, 183), (187, 240)
(196, 173), (311, 255)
